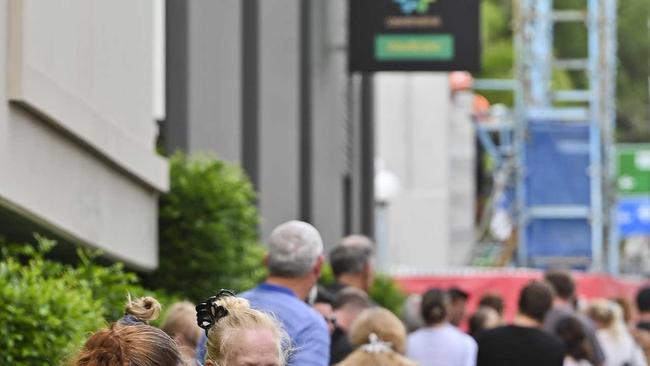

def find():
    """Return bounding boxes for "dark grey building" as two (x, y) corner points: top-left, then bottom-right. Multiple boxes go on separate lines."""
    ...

(163, 0), (373, 246)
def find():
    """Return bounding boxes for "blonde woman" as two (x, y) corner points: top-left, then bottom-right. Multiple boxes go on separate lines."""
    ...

(586, 299), (647, 366)
(197, 290), (289, 366)
(161, 301), (203, 364)
(337, 307), (417, 366)
(70, 296), (183, 366)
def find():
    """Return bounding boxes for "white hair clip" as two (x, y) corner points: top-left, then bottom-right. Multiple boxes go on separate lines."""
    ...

(360, 333), (393, 354)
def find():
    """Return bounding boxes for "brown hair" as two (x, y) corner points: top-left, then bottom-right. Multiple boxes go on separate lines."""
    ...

(70, 296), (183, 366)
(333, 287), (371, 310)
(544, 270), (576, 300)
(479, 293), (505, 315)
(518, 281), (555, 322)
(420, 288), (449, 325)
(554, 316), (592, 362)
(204, 296), (289, 366)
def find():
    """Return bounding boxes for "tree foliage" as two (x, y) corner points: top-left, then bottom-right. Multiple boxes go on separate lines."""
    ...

(478, 0), (650, 141)
(145, 152), (266, 302)
(0, 236), (170, 365)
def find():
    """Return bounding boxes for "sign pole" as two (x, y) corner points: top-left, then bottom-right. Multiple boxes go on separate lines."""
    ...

(360, 72), (375, 237)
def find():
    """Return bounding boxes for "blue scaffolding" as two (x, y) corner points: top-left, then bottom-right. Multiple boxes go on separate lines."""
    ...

(515, 0), (618, 271)
(473, 0), (618, 272)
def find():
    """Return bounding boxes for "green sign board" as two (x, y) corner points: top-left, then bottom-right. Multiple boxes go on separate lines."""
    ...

(375, 34), (454, 61)
(349, 0), (480, 72)
(617, 144), (650, 195)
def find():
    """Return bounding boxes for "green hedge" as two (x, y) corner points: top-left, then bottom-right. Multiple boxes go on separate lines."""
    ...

(368, 273), (407, 316)
(145, 152), (266, 302)
(0, 236), (175, 365)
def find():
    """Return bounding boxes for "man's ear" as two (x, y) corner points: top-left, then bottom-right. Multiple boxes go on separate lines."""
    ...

(313, 255), (325, 277)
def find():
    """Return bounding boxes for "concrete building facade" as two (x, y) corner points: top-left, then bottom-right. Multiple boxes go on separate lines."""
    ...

(375, 74), (476, 271)
(0, 0), (168, 270)
(163, 0), (372, 247)
(163, 0), (476, 268)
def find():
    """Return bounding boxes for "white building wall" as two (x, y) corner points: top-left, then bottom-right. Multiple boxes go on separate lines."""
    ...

(0, 0), (168, 270)
(448, 91), (477, 266)
(376, 73), (475, 271)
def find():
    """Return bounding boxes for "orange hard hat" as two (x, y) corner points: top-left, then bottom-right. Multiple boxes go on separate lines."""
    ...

(449, 71), (473, 91)
(473, 94), (491, 115)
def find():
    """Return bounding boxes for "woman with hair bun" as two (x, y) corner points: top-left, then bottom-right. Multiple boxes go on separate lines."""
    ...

(197, 290), (289, 366)
(406, 288), (477, 366)
(337, 307), (417, 366)
(70, 296), (183, 366)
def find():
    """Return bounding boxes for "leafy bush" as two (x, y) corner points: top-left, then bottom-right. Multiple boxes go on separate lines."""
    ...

(0, 236), (177, 365)
(369, 274), (407, 316)
(146, 152), (266, 302)
(319, 262), (336, 285)
(0, 239), (103, 365)
(74, 247), (177, 322)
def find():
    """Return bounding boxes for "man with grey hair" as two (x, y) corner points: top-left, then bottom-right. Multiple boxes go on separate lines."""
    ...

(195, 220), (330, 366)
(326, 235), (375, 296)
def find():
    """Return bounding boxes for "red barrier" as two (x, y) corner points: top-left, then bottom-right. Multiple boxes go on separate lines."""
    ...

(396, 270), (645, 324)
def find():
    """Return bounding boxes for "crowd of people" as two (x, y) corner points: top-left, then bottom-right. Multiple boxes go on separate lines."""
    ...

(66, 220), (650, 366)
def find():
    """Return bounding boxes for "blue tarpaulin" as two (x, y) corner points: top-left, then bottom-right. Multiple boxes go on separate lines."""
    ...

(526, 121), (591, 206)
(525, 121), (592, 265)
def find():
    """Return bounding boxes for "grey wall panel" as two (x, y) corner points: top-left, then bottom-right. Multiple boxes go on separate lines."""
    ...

(258, 0), (301, 238)
(187, 0), (242, 162)
(310, 0), (348, 247)
(163, 0), (189, 153)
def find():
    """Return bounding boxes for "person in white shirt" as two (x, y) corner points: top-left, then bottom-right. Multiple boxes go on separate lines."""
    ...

(587, 299), (647, 366)
(406, 288), (477, 366)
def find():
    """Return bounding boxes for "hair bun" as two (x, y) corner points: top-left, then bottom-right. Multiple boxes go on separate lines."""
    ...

(124, 296), (161, 323)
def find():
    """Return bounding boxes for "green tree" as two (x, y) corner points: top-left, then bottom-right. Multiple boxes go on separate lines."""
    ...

(145, 152), (266, 302)
(616, 0), (650, 141)
(0, 236), (171, 365)
(0, 240), (103, 365)
(478, 0), (650, 141)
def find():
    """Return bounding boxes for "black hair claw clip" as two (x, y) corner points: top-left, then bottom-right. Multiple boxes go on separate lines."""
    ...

(196, 289), (236, 336)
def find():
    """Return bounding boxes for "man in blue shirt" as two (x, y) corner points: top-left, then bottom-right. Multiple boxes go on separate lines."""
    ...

(196, 220), (330, 366)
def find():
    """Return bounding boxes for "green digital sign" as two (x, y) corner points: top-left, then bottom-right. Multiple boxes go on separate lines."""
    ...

(617, 144), (650, 195)
(374, 34), (454, 60)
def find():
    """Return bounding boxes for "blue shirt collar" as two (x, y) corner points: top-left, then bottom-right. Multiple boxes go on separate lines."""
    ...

(257, 282), (297, 297)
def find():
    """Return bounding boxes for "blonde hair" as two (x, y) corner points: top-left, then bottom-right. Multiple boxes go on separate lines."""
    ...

(161, 301), (202, 348)
(348, 308), (408, 354)
(205, 296), (289, 365)
(70, 296), (182, 366)
(587, 299), (626, 339)
(339, 308), (416, 366)
(124, 295), (161, 322)
(337, 350), (418, 366)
